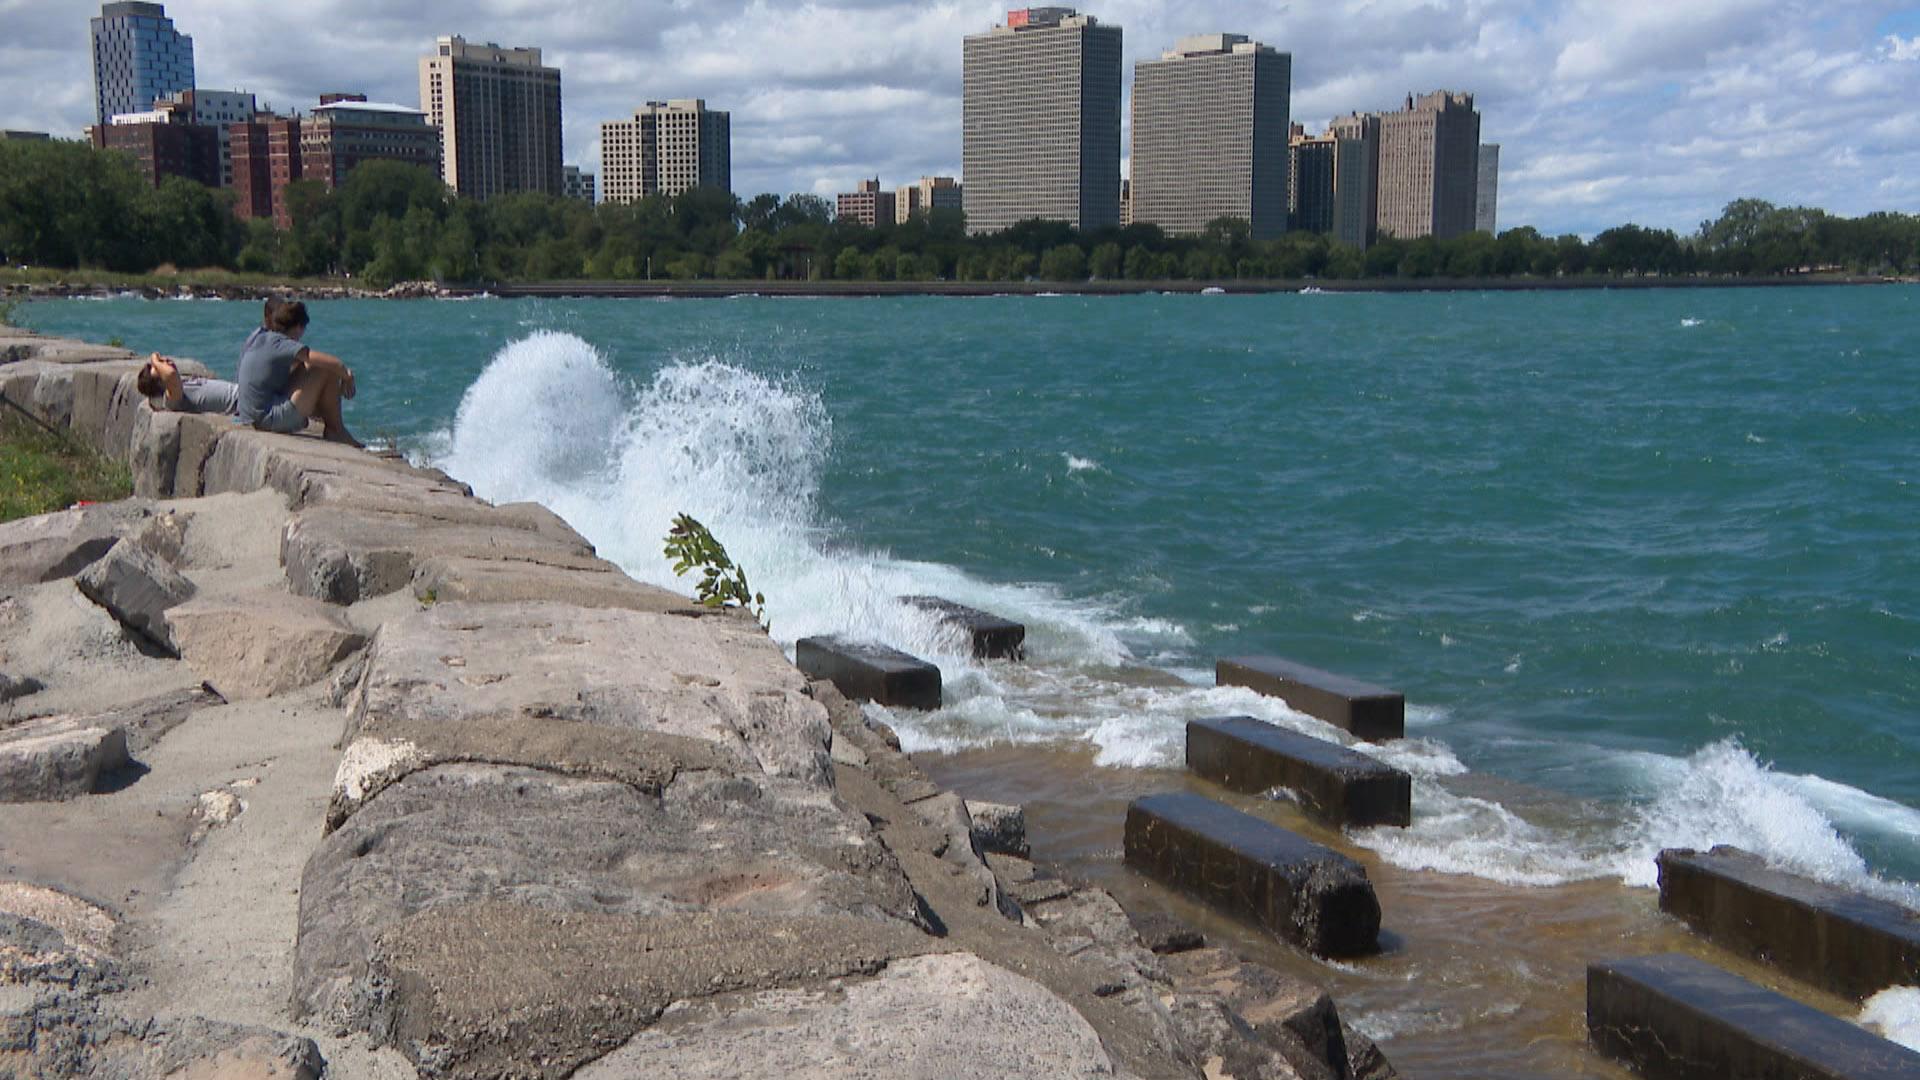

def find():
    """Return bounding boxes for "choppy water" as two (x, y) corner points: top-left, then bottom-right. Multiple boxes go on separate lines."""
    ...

(21, 287), (1920, 1068)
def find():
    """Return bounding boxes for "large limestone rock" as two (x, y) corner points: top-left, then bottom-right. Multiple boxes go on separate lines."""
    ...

(128, 402), (183, 498)
(0, 502), (152, 586)
(341, 602), (830, 787)
(293, 764), (923, 1034)
(280, 508), (603, 604)
(574, 952), (1121, 1080)
(165, 592), (366, 700)
(0, 716), (129, 802)
(411, 555), (689, 613)
(75, 538), (196, 652)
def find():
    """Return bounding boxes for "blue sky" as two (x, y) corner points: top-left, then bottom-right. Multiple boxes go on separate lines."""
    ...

(4, 0), (1918, 237)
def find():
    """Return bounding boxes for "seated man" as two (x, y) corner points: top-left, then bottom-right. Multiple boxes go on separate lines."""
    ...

(137, 352), (239, 415)
(236, 299), (360, 447)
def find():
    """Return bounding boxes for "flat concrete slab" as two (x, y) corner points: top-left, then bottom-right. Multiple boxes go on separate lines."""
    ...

(1124, 792), (1380, 957)
(900, 596), (1026, 660)
(0, 716), (129, 802)
(795, 637), (942, 710)
(1657, 846), (1920, 1002)
(1587, 952), (1920, 1080)
(1217, 657), (1404, 742)
(1187, 716), (1412, 828)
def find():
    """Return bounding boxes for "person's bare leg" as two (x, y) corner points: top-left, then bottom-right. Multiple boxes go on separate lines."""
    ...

(288, 367), (361, 446)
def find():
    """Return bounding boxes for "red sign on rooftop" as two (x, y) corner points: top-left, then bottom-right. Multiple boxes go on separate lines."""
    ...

(1007, 9), (1031, 26)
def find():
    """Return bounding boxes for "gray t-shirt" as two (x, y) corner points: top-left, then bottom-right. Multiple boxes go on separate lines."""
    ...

(235, 327), (307, 424)
(157, 377), (240, 415)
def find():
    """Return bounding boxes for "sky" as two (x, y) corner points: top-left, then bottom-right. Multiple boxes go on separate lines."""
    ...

(3, 0), (1918, 237)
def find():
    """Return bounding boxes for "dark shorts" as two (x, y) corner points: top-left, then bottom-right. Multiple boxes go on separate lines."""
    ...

(252, 397), (308, 434)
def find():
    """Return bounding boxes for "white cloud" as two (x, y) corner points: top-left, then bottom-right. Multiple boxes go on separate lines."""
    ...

(3, 0), (1918, 235)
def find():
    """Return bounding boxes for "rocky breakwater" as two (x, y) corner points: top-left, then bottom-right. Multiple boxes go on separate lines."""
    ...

(0, 323), (1396, 1079)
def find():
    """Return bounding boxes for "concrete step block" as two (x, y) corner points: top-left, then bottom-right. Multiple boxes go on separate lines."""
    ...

(900, 596), (1026, 659)
(1658, 845), (1920, 1002)
(795, 636), (941, 710)
(1587, 952), (1920, 1080)
(1217, 657), (1404, 742)
(1187, 716), (1412, 828)
(1124, 791), (1381, 957)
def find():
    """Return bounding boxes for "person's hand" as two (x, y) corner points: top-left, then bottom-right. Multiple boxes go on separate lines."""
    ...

(149, 353), (177, 379)
(342, 368), (356, 400)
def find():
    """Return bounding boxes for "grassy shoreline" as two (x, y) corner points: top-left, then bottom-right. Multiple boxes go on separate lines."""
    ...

(0, 403), (132, 522)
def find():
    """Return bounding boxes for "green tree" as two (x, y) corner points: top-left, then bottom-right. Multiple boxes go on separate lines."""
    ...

(1038, 244), (1086, 281)
(1089, 242), (1123, 280)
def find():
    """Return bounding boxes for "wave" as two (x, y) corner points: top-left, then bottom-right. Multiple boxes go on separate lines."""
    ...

(432, 330), (1919, 909)
(1862, 988), (1920, 1053)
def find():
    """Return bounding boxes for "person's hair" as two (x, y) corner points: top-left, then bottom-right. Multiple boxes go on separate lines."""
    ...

(262, 297), (281, 326)
(136, 363), (164, 398)
(267, 300), (310, 335)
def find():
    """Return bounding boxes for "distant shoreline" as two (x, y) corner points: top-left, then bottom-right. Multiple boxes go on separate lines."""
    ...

(3, 273), (1898, 303)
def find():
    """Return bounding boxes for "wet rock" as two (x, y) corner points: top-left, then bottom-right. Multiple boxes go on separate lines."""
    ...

(1128, 912), (1206, 955)
(75, 538), (196, 652)
(573, 952), (1119, 1080)
(164, 592), (366, 701)
(900, 596), (1027, 660)
(0, 716), (130, 802)
(0, 502), (152, 587)
(966, 799), (1030, 858)
(1164, 948), (1351, 1080)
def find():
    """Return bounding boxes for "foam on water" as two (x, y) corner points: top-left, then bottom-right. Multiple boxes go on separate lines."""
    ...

(1861, 988), (1920, 1053)
(435, 331), (1918, 906)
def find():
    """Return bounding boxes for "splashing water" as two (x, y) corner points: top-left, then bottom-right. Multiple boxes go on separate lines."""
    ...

(1861, 988), (1920, 1053)
(434, 331), (1918, 908)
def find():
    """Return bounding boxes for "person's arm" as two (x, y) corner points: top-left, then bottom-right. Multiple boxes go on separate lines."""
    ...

(150, 353), (186, 406)
(301, 348), (356, 399)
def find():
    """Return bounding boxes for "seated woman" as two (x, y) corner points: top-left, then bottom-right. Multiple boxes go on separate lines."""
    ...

(236, 300), (360, 447)
(137, 352), (239, 415)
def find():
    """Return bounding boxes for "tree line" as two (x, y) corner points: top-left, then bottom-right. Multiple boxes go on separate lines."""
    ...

(4, 138), (1918, 286)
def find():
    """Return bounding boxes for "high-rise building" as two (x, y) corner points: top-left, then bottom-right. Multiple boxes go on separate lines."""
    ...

(599, 100), (730, 204)
(563, 165), (597, 203)
(154, 89), (256, 186)
(1376, 90), (1481, 241)
(1289, 132), (1337, 235)
(0, 131), (52, 142)
(837, 179), (895, 227)
(90, 2), (194, 127)
(301, 100), (441, 189)
(1130, 33), (1290, 240)
(1326, 112), (1381, 249)
(1119, 178), (1131, 227)
(894, 176), (962, 223)
(418, 36), (563, 199)
(962, 8), (1122, 234)
(230, 114), (306, 225)
(1476, 143), (1500, 234)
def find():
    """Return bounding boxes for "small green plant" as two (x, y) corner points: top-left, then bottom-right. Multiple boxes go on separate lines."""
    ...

(106, 335), (125, 348)
(664, 513), (766, 626)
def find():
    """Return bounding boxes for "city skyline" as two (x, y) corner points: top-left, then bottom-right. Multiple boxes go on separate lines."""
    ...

(4, 1), (1919, 236)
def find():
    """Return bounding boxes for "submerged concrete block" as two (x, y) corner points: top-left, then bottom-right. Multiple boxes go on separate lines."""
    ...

(1124, 792), (1380, 957)
(1187, 716), (1411, 828)
(1217, 657), (1404, 742)
(901, 596), (1026, 659)
(1657, 846), (1920, 1002)
(794, 637), (942, 710)
(1587, 952), (1920, 1080)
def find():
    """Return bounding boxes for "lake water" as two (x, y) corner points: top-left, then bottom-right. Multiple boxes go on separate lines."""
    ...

(21, 285), (1920, 1074)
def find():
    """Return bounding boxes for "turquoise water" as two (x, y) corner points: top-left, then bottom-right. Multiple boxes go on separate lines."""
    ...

(20, 287), (1920, 894)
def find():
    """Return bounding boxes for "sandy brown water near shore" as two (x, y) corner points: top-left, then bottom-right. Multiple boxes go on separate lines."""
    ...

(921, 742), (1872, 1079)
